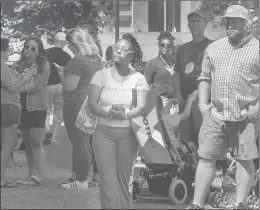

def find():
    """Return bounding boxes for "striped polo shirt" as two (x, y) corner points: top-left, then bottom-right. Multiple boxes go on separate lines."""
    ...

(198, 35), (259, 122)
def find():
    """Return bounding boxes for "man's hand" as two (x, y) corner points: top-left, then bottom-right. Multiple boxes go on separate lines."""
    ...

(247, 102), (259, 122)
(199, 103), (213, 117)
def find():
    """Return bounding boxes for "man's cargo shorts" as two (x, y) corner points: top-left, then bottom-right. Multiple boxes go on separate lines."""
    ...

(198, 112), (259, 160)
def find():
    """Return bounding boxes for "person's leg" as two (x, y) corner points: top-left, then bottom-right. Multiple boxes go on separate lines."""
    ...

(19, 109), (37, 179)
(90, 136), (98, 174)
(116, 128), (139, 209)
(45, 85), (55, 132)
(20, 128), (37, 178)
(62, 102), (79, 182)
(89, 135), (99, 184)
(72, 129), (92, 182)
(1, 127), (19, 185)
(191, 113), (228, 208)
(230, 119), (259, 206)
(51, 84), (63, 142)
(92, 125), (120, 209)
(29, 127), (46, 181)
(29, 110), (47, 183)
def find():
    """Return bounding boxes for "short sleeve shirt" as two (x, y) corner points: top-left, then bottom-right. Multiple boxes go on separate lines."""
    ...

(90, 67), (150, 127)
(1, 61), (21, 108)
(198, 35), (259, 122)
(62, 55), (103, 105)
(45, 47), (72, 85)
(144, 57), (177, 99)
(175, 37), (213, 98)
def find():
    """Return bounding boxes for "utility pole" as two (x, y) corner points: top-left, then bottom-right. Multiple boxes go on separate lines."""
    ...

(115, 0), (120, 44)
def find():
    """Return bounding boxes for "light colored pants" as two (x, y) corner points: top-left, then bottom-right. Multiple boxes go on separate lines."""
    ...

(92, 124), (139, 209)
(46, 84), (63, 124)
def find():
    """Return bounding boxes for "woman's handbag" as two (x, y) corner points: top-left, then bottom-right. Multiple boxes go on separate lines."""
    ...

(75, 95), (98, 134)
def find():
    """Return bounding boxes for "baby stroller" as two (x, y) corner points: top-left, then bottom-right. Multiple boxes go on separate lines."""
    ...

(130, 89), (198, 205)
(205, 150), (259, 209)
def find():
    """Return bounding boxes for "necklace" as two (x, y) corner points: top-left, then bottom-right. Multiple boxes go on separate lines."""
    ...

(159, 55), (174, 75)
(111, 66), (131, 87)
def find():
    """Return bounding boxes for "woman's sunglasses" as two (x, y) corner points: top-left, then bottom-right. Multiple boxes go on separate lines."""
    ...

(24, 44), (37, 53)
(160, 43), (172, 49)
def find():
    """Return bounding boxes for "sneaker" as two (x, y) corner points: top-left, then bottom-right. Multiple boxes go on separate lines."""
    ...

(226, 202), (246, 209)
(185, 204), (204, 209)
(61, 180), (88, 190)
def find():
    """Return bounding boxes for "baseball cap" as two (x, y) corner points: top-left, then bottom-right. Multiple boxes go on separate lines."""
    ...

(187, 11), (207, 22)
(222, 5), (250, 20)
(54, 32), (66, 41)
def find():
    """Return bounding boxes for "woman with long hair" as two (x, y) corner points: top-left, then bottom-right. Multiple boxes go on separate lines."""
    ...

(54, 28), (103, 189)
(1, 38), (32, 188)
(13, 37), (50, 185)
(88, 33), (149, 209)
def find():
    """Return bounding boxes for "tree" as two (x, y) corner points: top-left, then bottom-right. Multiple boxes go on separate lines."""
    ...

(196, 0), (259, 39)
(1, 0), (115, 52)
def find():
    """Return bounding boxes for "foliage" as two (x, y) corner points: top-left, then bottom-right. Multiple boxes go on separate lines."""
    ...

(1, 0), (115, 52)
(197, 0), (259, 39)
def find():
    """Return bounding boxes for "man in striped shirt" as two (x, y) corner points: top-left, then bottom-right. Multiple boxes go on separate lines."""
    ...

(187, 5), (259, 210)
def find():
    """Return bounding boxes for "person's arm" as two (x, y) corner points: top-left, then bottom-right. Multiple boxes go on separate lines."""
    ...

(88, 71), (109, 118)
(1, 65), (32, 93)
(110, 76), (150, 120)
(126, 77), (149, 119)
(197, 49), (212, 105)
(8, 77), (31, 93)
(88, 84), (110, 119)
(54, 57), (83, 92)
(197, 48), (213, 114)
(22, 60), (50, 93)
(173, 48), (184, 105)
(143, 60), (155, 86)
(125, 90), (148, 119)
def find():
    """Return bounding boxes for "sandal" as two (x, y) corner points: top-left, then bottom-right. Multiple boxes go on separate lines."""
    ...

(61, 177), (76, 185)
(88, 179), (99, 187)
(1, 183), (18, 188)
(30, 175), (42, 185)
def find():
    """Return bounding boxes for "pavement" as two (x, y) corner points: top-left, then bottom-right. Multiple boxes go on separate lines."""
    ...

(1, 126), (213, 209)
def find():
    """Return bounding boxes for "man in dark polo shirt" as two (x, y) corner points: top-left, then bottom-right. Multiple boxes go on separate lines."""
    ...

(175, 11), (213, 145)
(44, 32), (72, 144)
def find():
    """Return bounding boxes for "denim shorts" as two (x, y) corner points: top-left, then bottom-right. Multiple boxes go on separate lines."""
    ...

(198, 112), (259, 160)
(1, 104), (21, 128)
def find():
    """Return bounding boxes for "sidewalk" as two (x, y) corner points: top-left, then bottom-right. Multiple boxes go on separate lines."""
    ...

(1, 127), (209, 209)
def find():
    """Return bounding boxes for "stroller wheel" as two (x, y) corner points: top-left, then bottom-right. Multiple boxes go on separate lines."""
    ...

(246, 195), (259, 210)
(132, 181), (140, 200)
(169, 179), (187, 205)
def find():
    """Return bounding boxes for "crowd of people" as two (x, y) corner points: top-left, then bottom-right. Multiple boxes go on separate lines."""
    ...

(1, 5), (259, 210)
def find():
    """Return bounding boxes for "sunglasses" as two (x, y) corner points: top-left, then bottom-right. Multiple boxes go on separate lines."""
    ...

(24, 45), (37, 53)
(160, 43), (172, 49)
(113, 45), (134, 54)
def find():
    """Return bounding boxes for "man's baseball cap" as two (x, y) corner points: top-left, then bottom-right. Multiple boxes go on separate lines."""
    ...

(54, 32), (66, 41)
(222, 5), (250, 20)
(187, 11), (207, 22)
